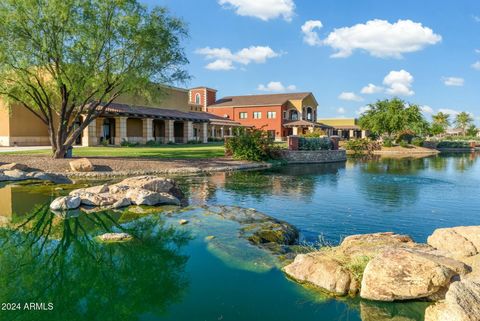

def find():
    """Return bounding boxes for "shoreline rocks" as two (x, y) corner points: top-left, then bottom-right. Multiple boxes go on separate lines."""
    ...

(50, 175), (185, 211)
(0, 163), (71, 184)
(97, 232), (133, 242)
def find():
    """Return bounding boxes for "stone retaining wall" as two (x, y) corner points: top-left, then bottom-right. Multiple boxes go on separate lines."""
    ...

(278, 150), (347, 164)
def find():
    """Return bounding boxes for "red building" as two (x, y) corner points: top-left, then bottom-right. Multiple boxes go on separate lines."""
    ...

(188, 88), (330, 140)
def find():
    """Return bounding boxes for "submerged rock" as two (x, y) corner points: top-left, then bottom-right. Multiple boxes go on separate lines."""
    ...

(97, 232), (133, 242)
(50, 196), (81, 211)
(179, 219), (189, 225)
(360, 248), (469, 301)
(126, 188), (180, 206)
(425, 279), (480, 321)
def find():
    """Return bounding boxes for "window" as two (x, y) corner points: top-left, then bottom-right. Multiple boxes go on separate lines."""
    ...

(289, 110), (298, 120)
(239, 112), (248, 119)
(283, 111), (287, 119)
(306, 107), (313, 121)
(267, 111), (276, 119)
(253, 111), (262, 119)
(195, 93), (201, 105)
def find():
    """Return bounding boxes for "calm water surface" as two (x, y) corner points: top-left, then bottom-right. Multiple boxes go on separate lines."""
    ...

(0, 153), (479, 321)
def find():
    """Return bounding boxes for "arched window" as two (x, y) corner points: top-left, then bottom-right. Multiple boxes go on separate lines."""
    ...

(289, 110), (298, 121)
(306, 107), (313, 121)
(195, 93), (201, 105)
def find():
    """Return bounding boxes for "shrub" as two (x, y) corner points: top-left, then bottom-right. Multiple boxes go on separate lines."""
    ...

(145, 140), (160, 146)
(344, 138), (381, 155)
(100, 139), (109, 146)
(120, 139), (139, 147)
(187, 139), (202, 144)
(298, 137), (332, 151)
(224, 128), (279, 161)
(382, 138), (394, 147)
(300, 129), (326, 138)
(436, 141), (471, 148)
(411, 137), (424, 147)
(399, 140), (409, 148)
(396, 130), (415, 143)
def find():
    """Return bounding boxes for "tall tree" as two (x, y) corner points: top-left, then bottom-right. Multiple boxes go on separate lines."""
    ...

(431, 112), (450, 134)
(455, 112), (474, 135)
(0, 0), (188, 158)
(358, 98), (427, 138)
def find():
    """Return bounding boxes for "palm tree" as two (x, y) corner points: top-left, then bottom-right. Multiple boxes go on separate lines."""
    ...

(455, 112), (474, 135)
(432, 112), (450, 133)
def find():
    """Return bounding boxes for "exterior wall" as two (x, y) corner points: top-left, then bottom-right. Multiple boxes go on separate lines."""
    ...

(208, 105), (284, 138)
(0, 100), (10, 146)
(116, 85), (191, 112)
(126, 118), (143, 138)
(278, 150), (347, 164)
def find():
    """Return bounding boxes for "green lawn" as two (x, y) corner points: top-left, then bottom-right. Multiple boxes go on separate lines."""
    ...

(4, 143), (226, 159)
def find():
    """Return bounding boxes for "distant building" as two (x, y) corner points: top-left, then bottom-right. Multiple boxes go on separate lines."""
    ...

(317, 118), (368, 140)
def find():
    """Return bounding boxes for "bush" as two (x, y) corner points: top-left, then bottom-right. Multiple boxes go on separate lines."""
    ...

(225, 128), (279, 161)
(187, 139), (202, 144)
(300, 129), (326, 138)
(396, 130), (415, 143)
(120, 139), (139, 147)
(298, 137), (332, 150)
(145, 140), (160, 146)
(383, 138), (393, 147)
(411, 137), (424, 147)
(344, 138), (381, 155)
(436, 141), (471, 148)
(399, 140), (409, 148)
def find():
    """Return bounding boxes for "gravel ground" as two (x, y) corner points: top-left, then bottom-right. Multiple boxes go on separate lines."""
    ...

(0, 155), (267, 175)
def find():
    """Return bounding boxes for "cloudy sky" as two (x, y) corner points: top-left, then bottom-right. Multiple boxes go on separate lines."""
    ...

(146, 0), (480, 122)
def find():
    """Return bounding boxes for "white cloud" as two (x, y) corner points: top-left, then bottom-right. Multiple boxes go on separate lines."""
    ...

(338, 92), (363, 102)
(421, 105), (434, 114)
(196, 46), (280, 71)
(438, 108), (460, 116)
(360, 83), (384, 94)
(383, 70), (415, 96)
(442, 77), (464, 87)
(473, 15), (480, 22)
(257, 81), (296, 92)
(356, 105), (371, 115)
(336, 107), (346, 114)
(218, 0), (295, 21)
(475, 49), (480, 54)
(323, 19), (441, 58)
(472, 61), (480, 70)
(301, 20), (323, 46)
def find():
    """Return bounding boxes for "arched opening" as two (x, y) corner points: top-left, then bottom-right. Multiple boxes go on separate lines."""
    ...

(101, 118), (115, 145)
(289, 110), (298, 121)
(195, 93), (201, 105)
(306, 107), (313, 121)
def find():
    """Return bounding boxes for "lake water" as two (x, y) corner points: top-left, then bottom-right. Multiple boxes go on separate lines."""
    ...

(0, 153), (479, 321)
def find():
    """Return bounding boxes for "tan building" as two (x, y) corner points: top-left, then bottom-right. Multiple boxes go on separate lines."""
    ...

(318, 118), (368, 140)
(0, 85), (241, 147)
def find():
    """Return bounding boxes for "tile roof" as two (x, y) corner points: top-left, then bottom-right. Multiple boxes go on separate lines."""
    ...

(209, 92), (312, 107)
(100, 103), (210, 122)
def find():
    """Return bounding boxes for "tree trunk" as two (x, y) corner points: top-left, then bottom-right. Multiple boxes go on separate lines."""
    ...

(53, 147), (67, 159)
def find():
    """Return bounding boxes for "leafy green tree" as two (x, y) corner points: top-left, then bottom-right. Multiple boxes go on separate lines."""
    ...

(431, 112), (450, 134)
(466, 124), (478, 137)
(0, 0), (188, 158)
(455, 112), (474, 135)
(358, 98), (427, 139)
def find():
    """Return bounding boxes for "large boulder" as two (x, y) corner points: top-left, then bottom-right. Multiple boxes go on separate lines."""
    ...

(0, 163), (29, 171)
(97, 232), (133, 242)
(76, 192), (118, 207)
(69, 184), (110, 196)
(360, 248), (469, 301)
(2, 169), (27, 181)
(69, 158), (94, 172)
(112, 176), (184, 200)
(284, 252), (357, 295)
(427, 226), (480, 259)
(26, 171), (72, 184)
(125, 188), (180, 206)
(50, 196), (81, 211)
(425, 279), (480, 321)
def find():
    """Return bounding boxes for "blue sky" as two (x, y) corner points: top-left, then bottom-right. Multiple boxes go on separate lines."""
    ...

(144, 0), (480, 123)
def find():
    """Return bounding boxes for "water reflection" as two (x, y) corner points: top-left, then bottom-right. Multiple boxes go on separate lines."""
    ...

(0, 203), (191, 321)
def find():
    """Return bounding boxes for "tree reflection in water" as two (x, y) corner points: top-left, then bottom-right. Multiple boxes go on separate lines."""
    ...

(0, 204), (191, 321)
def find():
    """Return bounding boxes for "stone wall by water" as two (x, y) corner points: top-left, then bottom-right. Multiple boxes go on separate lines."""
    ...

(278, 150), (347, 164)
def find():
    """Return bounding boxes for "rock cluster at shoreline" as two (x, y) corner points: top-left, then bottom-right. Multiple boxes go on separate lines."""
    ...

(50, 175), (185, 211)
(0, 162), (71, 184)
(283, 227), (480, 320)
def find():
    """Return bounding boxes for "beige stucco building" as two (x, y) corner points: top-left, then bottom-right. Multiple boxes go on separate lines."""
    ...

(318, 118), (368, 140)
(0, 85), (242, 147)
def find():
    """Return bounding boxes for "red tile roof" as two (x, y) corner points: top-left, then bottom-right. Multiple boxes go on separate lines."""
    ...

(209, 92), (313, 107)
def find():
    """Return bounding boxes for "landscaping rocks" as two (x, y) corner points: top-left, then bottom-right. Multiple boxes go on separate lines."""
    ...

(50, 175), (185, 211)
(97, 232), (133, 242)
(50, 196), (81, 211)
(0, 163), (71, 184)
(360, 248), (469, 301)
(427, 226), (480, 259)
(69, 158), (94, 172)
(425, 279), (480, 321)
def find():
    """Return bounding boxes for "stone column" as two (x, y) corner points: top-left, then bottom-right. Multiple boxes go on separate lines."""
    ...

(202, 122), (208, 143)
(211, 125), (215, 138)
(308, 126), (314, 133)
(142, 118), (153, 143)
(165, 120), (174, 143)
(229, 127), (233, 136)
(349, 129), (354, 139)
(292, 127), (298, 135)
(115, 117), (127, 145)
(361, 130), (367, 138)
(183, 121), (194, 142)
(220, 126), (224, 138)
(82, 118), (97, 147)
